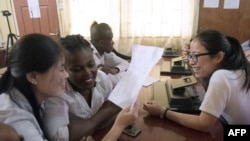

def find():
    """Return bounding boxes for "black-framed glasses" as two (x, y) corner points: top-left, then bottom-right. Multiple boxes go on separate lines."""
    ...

(186, 52), (217, 63)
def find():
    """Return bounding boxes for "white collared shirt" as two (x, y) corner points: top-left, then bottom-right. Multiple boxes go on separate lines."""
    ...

(91, 43), (129, 72)
(91, 43), (129, 86)
(200, 69), (250, 124)
(43, 70), (113, 141)
(0, 88), (47, 141)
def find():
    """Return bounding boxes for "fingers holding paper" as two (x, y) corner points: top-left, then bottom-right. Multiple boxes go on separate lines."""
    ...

(115, 103), (139, 128)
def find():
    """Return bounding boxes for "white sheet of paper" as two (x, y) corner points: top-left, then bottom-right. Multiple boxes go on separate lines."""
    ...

(108, 45), (164, 109)
(27, 0), (41, 18)
(143, 76), (160, 87)
(203, 0), (219, 8)
(224, 0), (240, 9)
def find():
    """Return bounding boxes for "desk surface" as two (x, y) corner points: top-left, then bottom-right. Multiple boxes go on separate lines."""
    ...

(93, 58), (223, 141)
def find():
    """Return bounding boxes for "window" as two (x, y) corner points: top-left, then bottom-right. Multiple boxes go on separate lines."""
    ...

(60, 0), (199, 53)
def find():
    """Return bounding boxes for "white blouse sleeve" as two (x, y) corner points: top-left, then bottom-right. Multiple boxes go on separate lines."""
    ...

(199, 70), (230, 118)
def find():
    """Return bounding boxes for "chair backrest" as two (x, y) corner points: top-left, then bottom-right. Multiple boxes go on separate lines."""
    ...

(112, 48), (131, 60)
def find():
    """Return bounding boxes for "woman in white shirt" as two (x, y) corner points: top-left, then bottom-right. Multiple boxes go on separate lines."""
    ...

(144, 30), (250, 132)
(43, 35), (121, 141)
(0, 33), (136, 141)
(0, 122), (21, 141)
(0, 34), (69, 141)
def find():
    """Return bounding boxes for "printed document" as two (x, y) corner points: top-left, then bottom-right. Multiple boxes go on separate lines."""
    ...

(108, 45), (164, 109)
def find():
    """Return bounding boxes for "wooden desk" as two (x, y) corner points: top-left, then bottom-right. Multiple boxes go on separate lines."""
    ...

(93, 58), (224, 141)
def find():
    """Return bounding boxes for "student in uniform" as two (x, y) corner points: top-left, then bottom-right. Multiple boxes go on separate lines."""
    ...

(0, 33), (137, 141)
(90, 21), (130, 86)
(43, 34), (121, 141)
(0, 33), (69, 141)
(144, 30), (250, 132)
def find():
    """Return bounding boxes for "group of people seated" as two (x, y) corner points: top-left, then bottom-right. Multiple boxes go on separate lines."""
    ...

(0, 21), (250, 141)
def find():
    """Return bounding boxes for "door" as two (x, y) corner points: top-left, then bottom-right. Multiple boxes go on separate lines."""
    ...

(13, 0), (60, 40)
(198, 0), (250, 43)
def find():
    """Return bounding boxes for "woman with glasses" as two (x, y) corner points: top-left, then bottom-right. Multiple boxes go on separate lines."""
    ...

(143, 29), (250, 132)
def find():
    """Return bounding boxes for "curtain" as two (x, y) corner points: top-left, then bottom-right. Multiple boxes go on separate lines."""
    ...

(57, 0), (72, 36)
(59, 0), (200, 55)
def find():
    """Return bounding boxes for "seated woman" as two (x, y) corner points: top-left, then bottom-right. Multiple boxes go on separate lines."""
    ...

(43, 34), (121, 141)
(144, 30), (250, 132)
(0, 34), (68, 141)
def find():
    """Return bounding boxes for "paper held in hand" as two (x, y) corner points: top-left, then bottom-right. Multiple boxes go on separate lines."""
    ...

(108, 45), (164, 109)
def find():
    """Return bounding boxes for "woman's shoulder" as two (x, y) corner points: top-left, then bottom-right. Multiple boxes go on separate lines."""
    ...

(213, 69), (244, 76)
(0, 93), (36, 122)
(0, 93), (13, 107)
(95, 70), (113, 90)
(0, 91), (24, 109)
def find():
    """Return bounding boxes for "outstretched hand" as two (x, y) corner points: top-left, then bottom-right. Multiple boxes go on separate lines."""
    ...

(101, 103), (139, 141)
(99, 64), (119, 75)
(143, 100), (164, 116)
(114, 103), (139, 129)
(182, 40), (191, 56)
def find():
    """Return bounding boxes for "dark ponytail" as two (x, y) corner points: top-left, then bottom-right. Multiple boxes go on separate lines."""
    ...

(226, 36), (250, 91)
(0, 68), (14, 93)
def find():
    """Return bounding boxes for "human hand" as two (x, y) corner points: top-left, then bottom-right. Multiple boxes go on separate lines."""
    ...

(114, 103), (139, 129)
(143, 100), (164, 116)
(107, 67), (119, 74)
(100, 65), (119, 74)
(80, 136), (94, 141)
(182, 40), (191, 56)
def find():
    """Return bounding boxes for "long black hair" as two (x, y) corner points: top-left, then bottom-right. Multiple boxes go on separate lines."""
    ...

(0, 33), (63, 138)
(194, 30), (250, 91)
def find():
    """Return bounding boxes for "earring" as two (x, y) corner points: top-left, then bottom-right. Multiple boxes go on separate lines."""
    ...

(31, 81), (37, 85)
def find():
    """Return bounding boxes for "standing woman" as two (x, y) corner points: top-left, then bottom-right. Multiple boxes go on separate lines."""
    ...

(144, 30), (250, 132)
(0, 34), (68, 141)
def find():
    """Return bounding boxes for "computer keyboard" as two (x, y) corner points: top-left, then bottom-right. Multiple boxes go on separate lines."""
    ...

(162, 48), (179, 57)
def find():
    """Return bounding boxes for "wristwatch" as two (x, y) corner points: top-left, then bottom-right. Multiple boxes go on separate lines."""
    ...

(160, 107), (169, 119)
(160, 107), (166, 119)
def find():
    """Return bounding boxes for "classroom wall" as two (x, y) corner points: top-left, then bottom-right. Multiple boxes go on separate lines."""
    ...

(1, 0), (249, 48)
(198, 0), (250, 43)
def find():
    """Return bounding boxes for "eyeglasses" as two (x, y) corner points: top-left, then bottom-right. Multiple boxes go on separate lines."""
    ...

(186, 52), (217, 63)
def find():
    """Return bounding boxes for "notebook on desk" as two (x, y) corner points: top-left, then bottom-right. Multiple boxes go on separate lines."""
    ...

(160, 57), (192, 75)
(153, 76), (201, 113)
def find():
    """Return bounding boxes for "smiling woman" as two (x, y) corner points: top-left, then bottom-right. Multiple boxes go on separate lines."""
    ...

(144, 30), (250, 132)
(0, 33), (68, 141)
